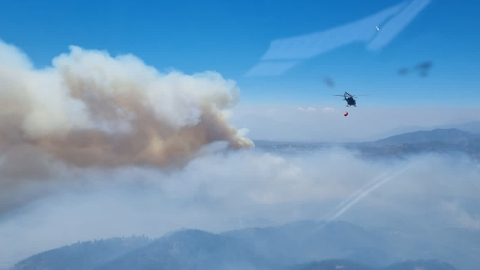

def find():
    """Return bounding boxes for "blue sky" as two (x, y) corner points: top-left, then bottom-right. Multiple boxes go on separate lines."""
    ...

(1, 0), (480, 106)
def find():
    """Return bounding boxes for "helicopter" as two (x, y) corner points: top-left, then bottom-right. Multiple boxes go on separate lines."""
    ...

(333, 92), (369, 107)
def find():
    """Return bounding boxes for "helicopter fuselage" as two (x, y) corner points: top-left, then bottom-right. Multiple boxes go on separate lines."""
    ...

(334, 92), (361, 107)
(345, 96), (356, 107)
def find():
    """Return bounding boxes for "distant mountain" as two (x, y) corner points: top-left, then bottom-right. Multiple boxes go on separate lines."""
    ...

(343, 128), (480, 160)
(438, 120), (480, 135)
(371, 128), (480, 146)
(368, 125), (430, 141)
(254, 128), (480, 159)
(253, 140), (330, 156)
(382, 259), (457, 270)
(224, 220), (478, 270)
(11, 221), (476, 270)
(96, 229), (274, 270)
(368, 120), (480, 141)
(224, 220), (392, 267)
(293, 259), (373, 270)
(294, 259), (458, 270)
(12, 236), (151, 270)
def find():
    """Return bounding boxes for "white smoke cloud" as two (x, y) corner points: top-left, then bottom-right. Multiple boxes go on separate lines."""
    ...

(441, 201), (480, 230)
(297, 107), (317, 112)
(1, 147), (479, 267)
(0, 39), (253, 216)
(322, 107), (335, 113)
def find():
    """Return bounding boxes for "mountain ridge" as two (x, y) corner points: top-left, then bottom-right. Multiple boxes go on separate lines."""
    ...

(371, 128), (480, 145)
(367, 120), (480, 140)
(254, 128), (480, 160)
(12, 236), (152, 270)
(11, 220), (475, 270)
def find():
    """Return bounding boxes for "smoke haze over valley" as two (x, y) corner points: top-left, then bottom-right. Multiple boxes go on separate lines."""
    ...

(1, 125), (479, 268)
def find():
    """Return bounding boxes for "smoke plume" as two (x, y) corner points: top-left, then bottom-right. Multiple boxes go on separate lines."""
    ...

(0, 40), (252, 169)
(0, 39), (253, 215)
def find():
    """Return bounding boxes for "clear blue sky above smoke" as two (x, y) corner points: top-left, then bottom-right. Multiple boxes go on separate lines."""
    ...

(1, 0), (479, 107)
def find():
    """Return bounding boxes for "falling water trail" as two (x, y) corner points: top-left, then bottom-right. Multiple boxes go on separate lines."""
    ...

(322, 170), (390, 221)
(313, 165), (412, 232)
(327, 166), (409, 222)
